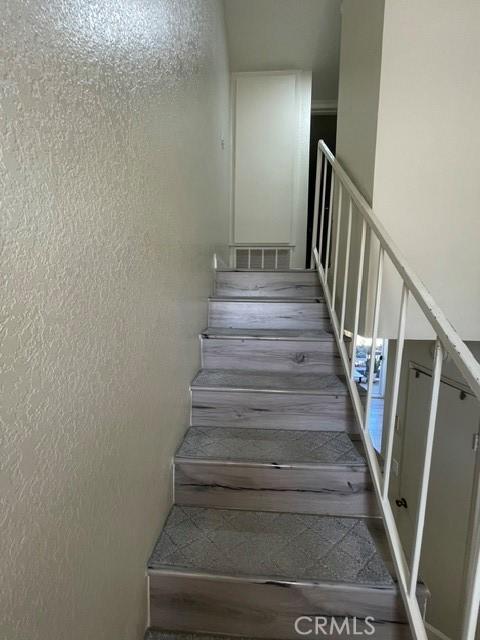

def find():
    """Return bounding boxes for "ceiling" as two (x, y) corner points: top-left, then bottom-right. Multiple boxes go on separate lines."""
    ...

(223, 0), (342, 102)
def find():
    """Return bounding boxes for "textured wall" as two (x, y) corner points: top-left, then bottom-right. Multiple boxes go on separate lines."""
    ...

(0, 2), (229, 639)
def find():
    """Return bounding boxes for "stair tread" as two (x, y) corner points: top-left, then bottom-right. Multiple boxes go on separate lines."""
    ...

(148, 506), (394, 588)
(210, 296), (323, 302)
(176, 427), (365, 465)
(146, 632), (255, 640)
(191, 369), (349, 395)
(202, 327), (334, 341)
(216, 269), (317, 273)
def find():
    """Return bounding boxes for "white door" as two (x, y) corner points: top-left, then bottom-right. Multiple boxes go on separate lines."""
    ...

(232, 71), (311, 267)
(398, 364), (480, 638)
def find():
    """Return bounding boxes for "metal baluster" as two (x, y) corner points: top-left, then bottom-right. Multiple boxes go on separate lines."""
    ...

(350, 219), (367, 389)
(324, 171), (336, 285)
(365, 248), (384, 432)
(461, 464), (480, 639)
(311, 145), (323, 268)
(331, 182), (343, 313)
(382, 285), (409, 500)
(318, 155), (329, 265)
(340, 198), (352, 339)
(409, 340), (444, 597)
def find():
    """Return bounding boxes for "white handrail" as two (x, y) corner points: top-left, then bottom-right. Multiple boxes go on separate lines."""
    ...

(312, 140), (480, 640)
(318, 141), (480, 400)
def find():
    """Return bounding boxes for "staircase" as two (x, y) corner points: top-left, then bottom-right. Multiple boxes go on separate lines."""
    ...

(145, 269), (427, 640)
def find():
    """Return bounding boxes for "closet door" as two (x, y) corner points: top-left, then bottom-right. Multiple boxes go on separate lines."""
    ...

(232, 72), (311, 267)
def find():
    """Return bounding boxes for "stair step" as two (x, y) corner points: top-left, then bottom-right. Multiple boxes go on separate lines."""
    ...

(216, 269), (316, 272)
(191, 369), (349, 394)
(149, 507), (394, 584)
(146, 632), (255, 640)
(177, 427), (362, 464)
(175, 427), (377, 517)
(215, 270), (322, 298)
(190, 369), (355, 432)
(208, 297), (329, 330)
(202, 327), (333, 340)
(148, 507), (421, 639)
(201, 327), (341, 374)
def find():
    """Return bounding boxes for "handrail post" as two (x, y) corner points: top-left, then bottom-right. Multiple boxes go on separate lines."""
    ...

(339, 198), (352, 339)
(331, 182), (343, 314)
(318, 150), (329, 266)
(350, 219), (367, 389)
(382, 284), (409, 500)
(364, 247), (384, 432)
(409, 340), (443, 597)
(324, 170), (335, 281)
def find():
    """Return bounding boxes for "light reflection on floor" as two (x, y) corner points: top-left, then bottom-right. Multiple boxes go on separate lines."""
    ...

(368, 397), (384, 453)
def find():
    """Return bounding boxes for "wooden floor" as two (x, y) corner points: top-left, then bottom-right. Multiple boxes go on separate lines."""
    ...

(145, 269), (419, 640)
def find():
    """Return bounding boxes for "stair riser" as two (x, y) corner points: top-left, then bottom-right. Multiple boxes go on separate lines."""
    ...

(175, 461), (378, 517)
(191, 389), (356, 432)
(208, 300), (329, 330)
(215, 271), (322, 298)
(149, 572), (411, 639)
(201, 337), (342, 374)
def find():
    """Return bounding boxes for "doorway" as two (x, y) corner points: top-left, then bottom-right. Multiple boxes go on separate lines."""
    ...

(306, 112), (337, 268)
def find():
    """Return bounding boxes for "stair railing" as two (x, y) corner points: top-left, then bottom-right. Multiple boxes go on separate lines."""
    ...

(311, 139), (480, 640)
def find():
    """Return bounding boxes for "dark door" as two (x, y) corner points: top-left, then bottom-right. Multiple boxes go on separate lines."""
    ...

(306, 113), (337, 267)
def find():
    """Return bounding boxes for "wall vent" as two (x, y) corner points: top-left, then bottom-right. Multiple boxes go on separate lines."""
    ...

(234, 247), (291, 270)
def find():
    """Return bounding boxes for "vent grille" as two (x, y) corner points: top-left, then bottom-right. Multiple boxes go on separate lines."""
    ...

(234, 247), (291, 270)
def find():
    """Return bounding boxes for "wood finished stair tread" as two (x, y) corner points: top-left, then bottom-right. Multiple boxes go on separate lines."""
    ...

(201, 327), (334, 341)
(148, 506), (395, 588)
(146, 632), (256, 640)
(209, 296), (324, 303)
(191, 369), (349, 395)
(176, 427), (365, 466)
(215, 271), (322, 299)
(215, 269), (318, 273)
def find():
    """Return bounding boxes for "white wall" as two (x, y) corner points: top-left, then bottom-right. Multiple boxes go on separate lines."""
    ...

(333, 0), (385, 335)
(224, 0), (341, 101)
(335, 0), (384, 203)
(374, 0), (480, 340)
(1, 2), (230, 639)
(335, 0), (480, 340)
